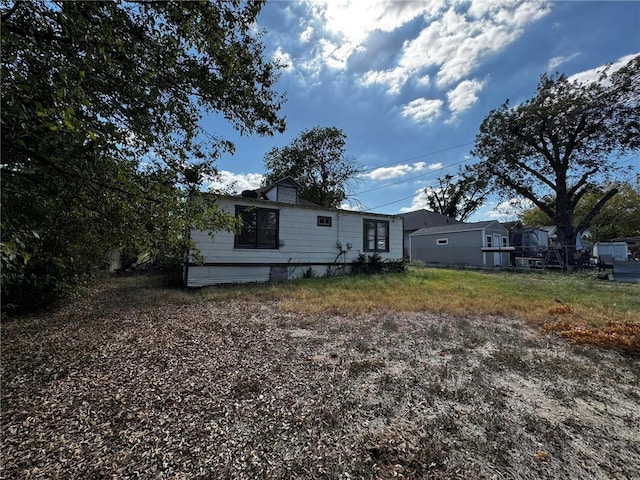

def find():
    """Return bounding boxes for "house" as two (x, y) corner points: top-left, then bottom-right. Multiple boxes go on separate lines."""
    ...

(410, 220), (513, 268)
(185, 177), (404, 287)
(401, 209), (461, 259)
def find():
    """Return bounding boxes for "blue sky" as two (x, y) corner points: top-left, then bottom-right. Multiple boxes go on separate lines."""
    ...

(203, 0), (640, 221)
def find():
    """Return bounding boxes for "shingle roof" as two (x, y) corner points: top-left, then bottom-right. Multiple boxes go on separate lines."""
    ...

(401, 209), (461, 232)
(411, 220), (500, 236)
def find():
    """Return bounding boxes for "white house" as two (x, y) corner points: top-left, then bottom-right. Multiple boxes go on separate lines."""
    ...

(185, 178), (404, 287)
(410, 220), (514, 268)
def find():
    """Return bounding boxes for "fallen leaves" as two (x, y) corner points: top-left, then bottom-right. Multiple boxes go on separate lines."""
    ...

(1, 275), (639, 479)
(542, 321), (640, 354)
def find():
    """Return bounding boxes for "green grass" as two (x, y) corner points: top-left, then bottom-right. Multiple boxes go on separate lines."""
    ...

(198, 266), (640, 326)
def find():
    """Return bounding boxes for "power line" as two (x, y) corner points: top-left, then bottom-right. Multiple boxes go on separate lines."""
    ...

(356, 156), (473, 194)
(360, 141), (473, 174)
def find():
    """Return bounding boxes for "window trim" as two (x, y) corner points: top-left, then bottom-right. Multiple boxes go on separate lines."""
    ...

(437, 238), (448, 245)
(363, 219), (390, 252)
(317, 216), (332, 227)
(234, 206), (279, 249)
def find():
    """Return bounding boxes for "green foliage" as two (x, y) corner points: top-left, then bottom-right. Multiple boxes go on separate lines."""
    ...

(1, 1), (285, 312)
(471, 55), (639, 257)
(352, 253), (405, 275)
(521, 181), (640, 242)
(262, 126), (362, 208)
(424, 172), (490, 221)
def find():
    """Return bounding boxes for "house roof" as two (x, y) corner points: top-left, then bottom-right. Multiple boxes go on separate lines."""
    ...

(411, 220), (503, 236)
(246, 176), (321, 207)
(401, 209), (461, 232)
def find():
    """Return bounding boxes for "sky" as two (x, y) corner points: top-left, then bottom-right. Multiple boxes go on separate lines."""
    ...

(203, 0), (640, 222)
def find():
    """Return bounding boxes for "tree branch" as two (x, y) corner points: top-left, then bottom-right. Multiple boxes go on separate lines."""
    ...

(1, 1), (20, 23)
(576, 188), (619, 233)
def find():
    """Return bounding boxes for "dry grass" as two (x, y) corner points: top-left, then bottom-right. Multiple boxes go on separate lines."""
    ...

(1, 272), (639, 479)
(199, 267), (640, 352)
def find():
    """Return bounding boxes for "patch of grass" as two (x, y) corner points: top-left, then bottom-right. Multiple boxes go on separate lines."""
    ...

(196, 267), (640, 352)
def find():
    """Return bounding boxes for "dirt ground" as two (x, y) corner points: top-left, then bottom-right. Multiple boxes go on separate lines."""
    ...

(2, 284), (639, 479)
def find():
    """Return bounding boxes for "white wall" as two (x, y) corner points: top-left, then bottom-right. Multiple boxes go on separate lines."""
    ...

(186, 197), (403, 286)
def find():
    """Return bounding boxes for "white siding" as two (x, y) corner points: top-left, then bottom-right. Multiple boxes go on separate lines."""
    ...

(186, 197), (403, 287)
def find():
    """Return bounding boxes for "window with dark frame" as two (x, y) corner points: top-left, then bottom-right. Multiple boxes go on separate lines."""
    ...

(317, 216), (332, 227)
(235, 206), (279, 249)
(363, 219), (389, 252)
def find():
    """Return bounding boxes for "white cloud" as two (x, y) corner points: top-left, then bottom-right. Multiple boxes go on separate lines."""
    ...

(568, 52), (639, 84)
(365, 162), (428, 181)
(273, 47), (294, 72)
(367, 0), (551, 91)
(206, 171), (263, 194)
(300, 26), (314, 43)
(399, 188), (430, 213)
(401, 98), (443, 123)
(286, 0), (550, 93)
(447, 78), (485, 114)
(361, 67), (411, 95)
(548, 52), (580, 71)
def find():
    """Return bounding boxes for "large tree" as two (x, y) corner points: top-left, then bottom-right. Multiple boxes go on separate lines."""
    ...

(471, 55), (639, 266)
(521, 181), (640, 243)
(262, 126), (362, 208)
(423, 171), (490, 221)
(1, 1), (286, 310)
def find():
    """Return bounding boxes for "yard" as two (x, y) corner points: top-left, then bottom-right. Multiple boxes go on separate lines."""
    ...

(1, 269), (639, 479)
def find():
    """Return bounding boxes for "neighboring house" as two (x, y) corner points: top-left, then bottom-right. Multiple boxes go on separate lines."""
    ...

(410, 220), (513, 268)
(401, 209), (461, 259)
(185, 177), (404, 287)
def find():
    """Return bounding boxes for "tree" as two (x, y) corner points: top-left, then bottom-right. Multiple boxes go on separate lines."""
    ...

(262, 126), (362, 208)
(1, 1), (286, 311)
(521, 181), (640, 243)
(423, 171), (490, 221)
(471, 55), (639, 266)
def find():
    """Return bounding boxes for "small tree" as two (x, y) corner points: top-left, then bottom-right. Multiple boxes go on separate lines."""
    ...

(262, 126), (362, 208)
(471, 55), (639, 266)
(423, 171), (490, 221)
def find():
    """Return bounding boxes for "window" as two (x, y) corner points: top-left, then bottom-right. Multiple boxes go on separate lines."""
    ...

(502, 236), (508, 247)
(363, 219), (389, 252)
(235, 206), (279, 249)
(317, 216), (332, 227)
(437, 238), (448, 245)
(277, 185), (297, 204)
(486, 235), (493, 247)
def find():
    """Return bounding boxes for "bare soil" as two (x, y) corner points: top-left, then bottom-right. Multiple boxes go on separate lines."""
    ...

(2, 278), (639, 479)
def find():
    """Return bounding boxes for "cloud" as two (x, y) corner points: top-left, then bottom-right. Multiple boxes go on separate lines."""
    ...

(401, 98), (443, 123)
(206, 171), (264, 194)
(280, 0), (551, 93)
(367, 0), (551, 91)
(300, 26), (314, 43)
(447, 78), (485, 114)
(398, 188), (430, 213)
(361, 67), (411, 94)
(568, 52), (639, 84)
(273, 47), (294, 72)
(548, 52), (580, 71)
(365, 162), (429, 181)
